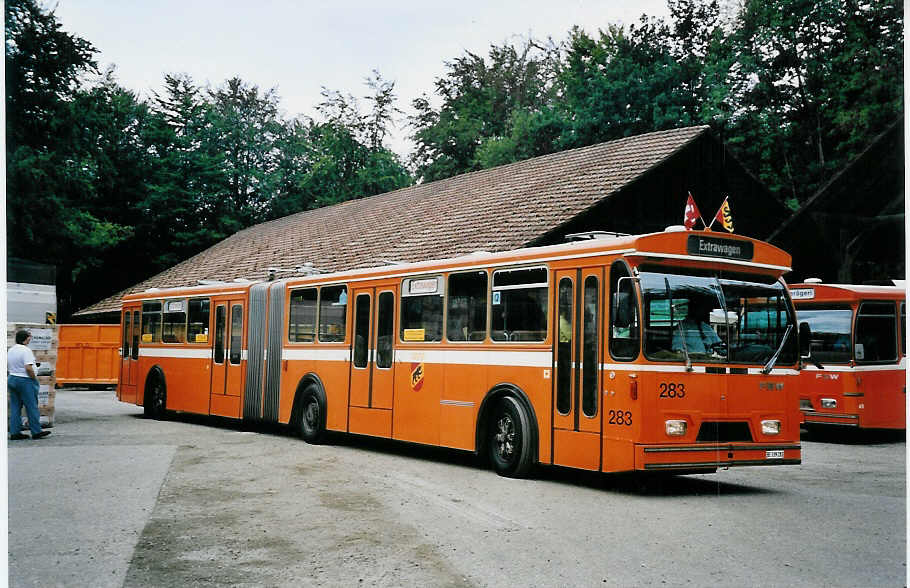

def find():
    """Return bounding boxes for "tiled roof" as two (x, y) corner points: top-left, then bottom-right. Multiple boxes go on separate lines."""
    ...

(76, 126), (709, 316)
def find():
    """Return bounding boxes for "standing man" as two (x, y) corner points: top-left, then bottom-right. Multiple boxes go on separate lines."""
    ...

(8, 330), (50, 440)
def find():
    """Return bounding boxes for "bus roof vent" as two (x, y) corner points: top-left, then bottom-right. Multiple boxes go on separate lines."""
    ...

(664, 225), (687, 232)
(804, 278), (823, 284)
(295, 262), (325, 275)
(197, 279), (227, 285)
(565, 231), (629, 241)
(144, 287), (161, 293)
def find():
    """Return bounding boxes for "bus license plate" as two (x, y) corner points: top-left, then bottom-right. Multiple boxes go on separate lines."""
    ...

(766, 450), (784, 459)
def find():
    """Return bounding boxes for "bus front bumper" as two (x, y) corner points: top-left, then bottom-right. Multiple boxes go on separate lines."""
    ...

(801, 409), (859, 427)
(637, 443), (802, 471)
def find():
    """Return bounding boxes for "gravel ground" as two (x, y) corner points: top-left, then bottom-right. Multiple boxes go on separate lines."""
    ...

(8, 388), (906, 587)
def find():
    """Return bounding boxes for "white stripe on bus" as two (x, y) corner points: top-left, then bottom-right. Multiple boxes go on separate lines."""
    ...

(139, 346), (801, 376)
(394, 349), (552, 368)
(139, 348), (213, 359)
(282, 348), (351, 362)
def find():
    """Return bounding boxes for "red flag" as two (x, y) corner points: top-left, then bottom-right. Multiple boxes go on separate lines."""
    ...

(683, 192), (702, 230)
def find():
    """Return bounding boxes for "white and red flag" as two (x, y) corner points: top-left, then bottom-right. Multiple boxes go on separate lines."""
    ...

(683, 192), (703, 230)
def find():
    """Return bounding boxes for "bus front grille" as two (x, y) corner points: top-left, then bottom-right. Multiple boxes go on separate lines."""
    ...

(696, 422), (753, 443)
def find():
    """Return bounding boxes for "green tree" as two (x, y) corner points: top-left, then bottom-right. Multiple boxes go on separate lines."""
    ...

(557, 20), (691, 148)
(724, 0), (903, 203)
(268, 73), (411, 217)
(409, 39), (562, 182)
(142, 73), (225, 268)
(208, 77), (284, 230)
(5, 0), (138, 316)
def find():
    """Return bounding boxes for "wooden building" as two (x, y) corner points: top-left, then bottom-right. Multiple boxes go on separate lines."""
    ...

(768, 119), (905, 284)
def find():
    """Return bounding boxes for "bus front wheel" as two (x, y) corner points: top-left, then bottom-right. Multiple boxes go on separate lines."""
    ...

(488, 396), (533, 477)
(300, 384), (326, 444)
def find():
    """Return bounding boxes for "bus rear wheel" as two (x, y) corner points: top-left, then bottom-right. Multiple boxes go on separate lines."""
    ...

(488, 396), (533, 477)
(144, 373), (167, 420)
(300, 385), (326, 444)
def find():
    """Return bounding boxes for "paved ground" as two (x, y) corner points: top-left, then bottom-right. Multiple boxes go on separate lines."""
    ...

(8, 388), (907, 587)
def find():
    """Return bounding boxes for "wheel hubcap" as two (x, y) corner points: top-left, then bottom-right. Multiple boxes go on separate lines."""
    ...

(495, 414), (515, 460)
(305, 400), (318, 428)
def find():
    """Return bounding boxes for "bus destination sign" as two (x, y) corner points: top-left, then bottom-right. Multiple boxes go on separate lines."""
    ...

(686, 235), (754, 261)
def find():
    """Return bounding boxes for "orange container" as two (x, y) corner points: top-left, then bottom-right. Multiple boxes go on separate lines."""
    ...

(56, 324), (120, 385)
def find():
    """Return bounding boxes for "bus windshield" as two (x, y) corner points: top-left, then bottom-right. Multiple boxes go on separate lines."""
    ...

(640, 269), (796, 366)
(795, 306), (853, 364)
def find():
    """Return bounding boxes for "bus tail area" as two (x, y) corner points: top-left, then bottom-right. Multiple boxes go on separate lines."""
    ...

(791, 283), (906, 430)
(119, 229), (803, 476)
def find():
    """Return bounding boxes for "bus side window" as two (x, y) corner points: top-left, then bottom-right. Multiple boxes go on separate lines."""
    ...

(289, 288), (317, 342)
(609, 261), (639, 360)
(187, 298), (210, 343)
(141, 301), (162, 344)
(401, 277), (444, 343)
(491, 267), (548, 342)
(447, 271), (487, 342)
(319, 285), (348, 342)
(855, 301), (897, 363)
(162, 299), (187, 343)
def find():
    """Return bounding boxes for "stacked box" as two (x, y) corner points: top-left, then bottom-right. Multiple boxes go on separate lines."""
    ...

(7, 323), (57, 427)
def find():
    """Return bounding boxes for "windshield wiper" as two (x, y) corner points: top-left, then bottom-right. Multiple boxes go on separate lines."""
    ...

(665, 277), (692, 372)
(761, 324), (793, 375)
(713, 277), (729, 359)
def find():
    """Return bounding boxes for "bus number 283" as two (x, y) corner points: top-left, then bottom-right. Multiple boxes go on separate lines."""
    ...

(659, 383), (686, 398)
(608, 410), (632, 426)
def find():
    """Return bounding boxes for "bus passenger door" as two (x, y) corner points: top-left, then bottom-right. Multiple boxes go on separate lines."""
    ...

(210, 299), (244, 418)
(348, 287), (396, 437)
(120, 309), (139, 403)
(552, 268), (603, 471)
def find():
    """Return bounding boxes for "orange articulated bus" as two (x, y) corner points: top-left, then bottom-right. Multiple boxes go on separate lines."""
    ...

(118, 229), (803, 477)
(790, 282), (906, 430)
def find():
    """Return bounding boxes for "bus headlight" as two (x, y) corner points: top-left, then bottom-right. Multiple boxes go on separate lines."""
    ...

(665, 420), (687, 436)
(761, 420), (781, 435)
(821, 398), (836, 409)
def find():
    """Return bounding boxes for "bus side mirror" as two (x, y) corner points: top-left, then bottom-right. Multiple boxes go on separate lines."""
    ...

(799, 322), (812, 359)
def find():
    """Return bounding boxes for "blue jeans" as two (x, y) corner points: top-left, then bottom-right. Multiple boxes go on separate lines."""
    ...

(8, 375), (41, 436)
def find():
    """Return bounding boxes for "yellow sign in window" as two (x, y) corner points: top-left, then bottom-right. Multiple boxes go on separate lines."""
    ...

(142, 334), (153, 342)
(195, 333), (208, 343)
(403, 328), (426, 342)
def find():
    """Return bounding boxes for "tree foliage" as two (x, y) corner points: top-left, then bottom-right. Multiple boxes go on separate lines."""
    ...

(409, 0), (902, 211)
(6, 0), (902, 318)
(6, 0), (411, 318)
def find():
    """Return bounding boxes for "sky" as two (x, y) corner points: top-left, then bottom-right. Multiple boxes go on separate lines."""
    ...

(52, 0), (671, 158)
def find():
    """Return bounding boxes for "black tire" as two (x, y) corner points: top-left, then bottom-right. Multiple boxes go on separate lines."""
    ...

(488, 396), (534, 477)
(144, 371), (167, 420)
(300, 384), (326, 444)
